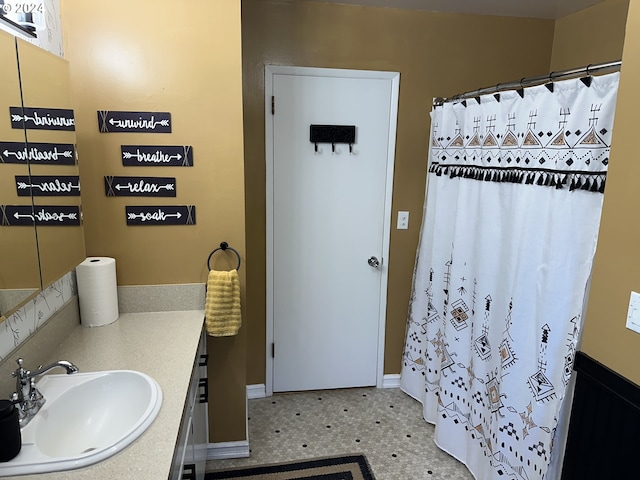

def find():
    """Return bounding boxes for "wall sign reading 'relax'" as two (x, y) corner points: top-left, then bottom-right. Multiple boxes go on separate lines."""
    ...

(98, 111), (171, 133)
(10, 107), (75, 131)
(121, 145), (193, 166)
(0, 142), (76, 165)
(15, 176), (81, 197)
(1, 205), (81, 226)
(126, 205), (195, 226)
(105, 176), (176, 197)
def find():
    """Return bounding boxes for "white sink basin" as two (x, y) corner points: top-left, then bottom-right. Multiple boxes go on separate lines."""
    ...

(0, 370), (162, 476)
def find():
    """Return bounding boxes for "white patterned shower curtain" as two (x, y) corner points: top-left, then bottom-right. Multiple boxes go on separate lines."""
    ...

(401, 73), (619, 480)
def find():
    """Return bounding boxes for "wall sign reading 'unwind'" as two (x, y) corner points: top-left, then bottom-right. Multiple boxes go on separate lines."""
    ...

(1, 205), (81, 226)
(121, 145), (193, 166)
(98, 111), (172, 133)
(15, 176), (80, 197)
(0, 142), (76, 165)
(105, 176), (176, 197)
(10, 107), (75, 131)
(126, 205), (196, 226)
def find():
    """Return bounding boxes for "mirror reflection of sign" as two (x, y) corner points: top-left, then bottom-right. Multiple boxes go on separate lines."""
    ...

(16, 176), (80, 197)
(1, 205), (82, 226)
(121, 145), (193, 167)
(104, 176), (176, 197)
(126, 205), (196, 226)
(10, 107), (76, 131)
(0, 142), (76, 165)
(98, 111), (171, 133)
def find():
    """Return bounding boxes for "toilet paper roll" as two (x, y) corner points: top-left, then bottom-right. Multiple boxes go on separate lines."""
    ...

(76, 257), (119, 327)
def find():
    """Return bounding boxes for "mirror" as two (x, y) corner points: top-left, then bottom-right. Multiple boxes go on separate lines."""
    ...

(15, 38), (85, 289)
(0, 32), (86, 320)
(0, 30), (40, 317)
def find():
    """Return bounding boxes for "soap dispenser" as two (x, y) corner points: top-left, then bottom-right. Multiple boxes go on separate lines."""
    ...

(0, 399), (21, 462)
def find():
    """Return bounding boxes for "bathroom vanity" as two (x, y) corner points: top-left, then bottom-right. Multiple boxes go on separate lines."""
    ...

(1, 310), (207, 480)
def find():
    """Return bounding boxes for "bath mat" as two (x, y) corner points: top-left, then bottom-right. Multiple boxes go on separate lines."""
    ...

(205, 454), (375, 480)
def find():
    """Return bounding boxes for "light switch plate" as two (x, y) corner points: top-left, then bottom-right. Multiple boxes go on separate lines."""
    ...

(625, 291), (640, 334)
(397, 211), (409, 230)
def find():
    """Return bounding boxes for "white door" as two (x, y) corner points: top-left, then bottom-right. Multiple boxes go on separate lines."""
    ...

(266, 66), (399, 393)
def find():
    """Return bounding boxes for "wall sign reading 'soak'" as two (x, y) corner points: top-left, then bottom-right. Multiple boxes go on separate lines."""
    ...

(15, 176), (81, 196)
(0, 141), (76, 165)
(1, 205), (81, 226)
(10, 107), (76, 131)
(105, 176), (176, 197)
(126, 205), (196, 225)
(98, 111), (172, 133)
(121, 145), (193, 166)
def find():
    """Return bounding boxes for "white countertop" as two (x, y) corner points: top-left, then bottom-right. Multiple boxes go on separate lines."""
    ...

(4, 310), (205, 480)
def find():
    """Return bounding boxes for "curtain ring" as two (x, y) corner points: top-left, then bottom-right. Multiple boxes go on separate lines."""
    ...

(586, 64), (593, 76)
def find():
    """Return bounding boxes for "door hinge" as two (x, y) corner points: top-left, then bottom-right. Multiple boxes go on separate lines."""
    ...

(271, 342), (275, 358)
(271, 96), (275, 115)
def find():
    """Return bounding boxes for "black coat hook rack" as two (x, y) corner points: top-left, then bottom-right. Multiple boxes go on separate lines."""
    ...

(310, 124), (356, 153)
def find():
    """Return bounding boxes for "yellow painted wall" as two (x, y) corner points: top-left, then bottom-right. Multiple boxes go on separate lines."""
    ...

(61, 0), (247, 442)
(550, 0), (629, 71)
(242, 0), (555, 384)
(581, 1), (640, 384)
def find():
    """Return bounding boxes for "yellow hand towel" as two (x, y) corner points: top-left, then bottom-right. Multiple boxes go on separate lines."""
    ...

(205, 269), (242, 337)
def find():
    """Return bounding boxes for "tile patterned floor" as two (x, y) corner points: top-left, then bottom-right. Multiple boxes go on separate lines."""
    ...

(205, 387), (474, 479)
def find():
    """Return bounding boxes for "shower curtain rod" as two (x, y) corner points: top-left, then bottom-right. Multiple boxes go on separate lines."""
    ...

(433, 59), (621, 106)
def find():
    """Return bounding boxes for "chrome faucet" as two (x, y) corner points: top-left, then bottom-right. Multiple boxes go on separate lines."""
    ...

(11, 357), (79, 426)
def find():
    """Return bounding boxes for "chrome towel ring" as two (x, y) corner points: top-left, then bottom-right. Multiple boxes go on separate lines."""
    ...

(207, 242), (241, 271)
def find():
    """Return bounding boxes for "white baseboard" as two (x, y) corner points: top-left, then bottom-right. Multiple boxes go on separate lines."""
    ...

(248, 379), (398, 395)
(247, 383), (266, 399)
(382, 374), (401, 388)
(206, 440), (250, 460)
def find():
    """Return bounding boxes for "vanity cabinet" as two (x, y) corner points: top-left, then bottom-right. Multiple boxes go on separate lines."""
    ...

(170, 329), (209, 480)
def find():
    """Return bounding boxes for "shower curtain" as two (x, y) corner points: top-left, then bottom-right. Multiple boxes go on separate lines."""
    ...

(401, 72), (619, 480)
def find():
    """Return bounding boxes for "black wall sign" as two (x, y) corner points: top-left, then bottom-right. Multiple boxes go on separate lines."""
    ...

(10, 106), (75, 131)
(16, 176), (81, 197)
(126, 205), (196, 225)
(98, 111), (172, 133)
(121, 145), (193, 166)
(0, 142), (76, 165)
(105, 176), (176, 197)
(1, 205), (81, 226)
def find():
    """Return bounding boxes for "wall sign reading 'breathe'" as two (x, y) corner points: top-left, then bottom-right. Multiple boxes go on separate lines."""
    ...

(105, 176), (176, 197)
(121, 145), (193, 166)
(1, 205), (81, 226)
(10, 107), (76, 131)
(98, 111), (172, 133)
(126, 205), (196, 226)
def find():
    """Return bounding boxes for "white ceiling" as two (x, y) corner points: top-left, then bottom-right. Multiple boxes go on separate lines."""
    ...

(314, 0), (603, 19)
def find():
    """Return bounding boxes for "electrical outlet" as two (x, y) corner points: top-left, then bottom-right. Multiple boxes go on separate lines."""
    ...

(397, 211), (409, 230)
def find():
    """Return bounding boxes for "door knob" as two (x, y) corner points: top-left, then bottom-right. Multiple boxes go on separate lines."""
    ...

(368, 256), (380, 268)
